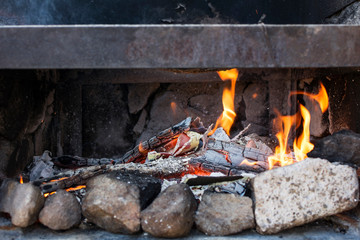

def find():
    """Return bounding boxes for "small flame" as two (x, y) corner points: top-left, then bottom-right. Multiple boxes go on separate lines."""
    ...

(252, 93), (258, 99)
(267, 83), (329, 169)
(44, 192), (55, 198)
(19, 175), (23, 184)
(290, 83), (329, 113)
(209, 68), (238, 136)
(138, 142), (146, 154)
(171, 102), (177, 116)
(240, 159), (258, 166)
(293, 104), (314, 161)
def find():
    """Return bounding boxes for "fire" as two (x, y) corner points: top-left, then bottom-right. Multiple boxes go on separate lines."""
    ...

(267, 83), (329, 169)
(171, 102), (177, 116)
(240, 159), (258, 166)
(43, 185), (86, 198)
(290, 83), (329, 113)
(65, 185), (86, 192)
(19, 175), (23, 184)
(209, 68), (239, 135)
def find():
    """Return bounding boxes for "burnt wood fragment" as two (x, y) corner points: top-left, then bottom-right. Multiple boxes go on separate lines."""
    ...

(117, 117), (192, 163)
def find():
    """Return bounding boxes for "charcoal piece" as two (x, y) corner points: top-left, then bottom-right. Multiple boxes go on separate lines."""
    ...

(252, 158), (359, 234)
(82, 173), (141, 234)
(39, 190), (81, 230)
(195, 192), (254, 235)
(109, 171), (161, 209)
(308, 130), (360, 166)
(141, 184), (197, 238)
(10, 183), (45, 227)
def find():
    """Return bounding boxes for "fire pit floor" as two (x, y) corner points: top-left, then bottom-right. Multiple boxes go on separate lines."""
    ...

(0, 215), (357, 240)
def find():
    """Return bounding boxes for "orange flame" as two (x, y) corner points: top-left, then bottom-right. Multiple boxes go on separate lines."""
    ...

(66, 185), (86, 192)
(290, 83), (329, 113)
(209, 68), (238, 135)
(19, 175), (23, 184)
(240, 159), (258, 166)
(43, 185), (86, 198)
(267, 83), (329, 169)
(171, 102), (177, 116)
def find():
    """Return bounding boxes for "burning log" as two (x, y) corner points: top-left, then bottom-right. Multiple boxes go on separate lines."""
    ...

(35, 117), (270, 193)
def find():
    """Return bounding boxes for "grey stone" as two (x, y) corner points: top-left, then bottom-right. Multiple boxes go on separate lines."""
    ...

(128, 83), (160, 114)
(82, 174), (141, 234)
(252, 158), (359, 234)
(141, 184), (197, 238)
(0, 179), (19, 213)
(326, 2), (360, 24)
(11, 183), (45, 227)
(195, 192), (255, 235)
(308, 130), (360, 167)
(39, 190), (81, 230)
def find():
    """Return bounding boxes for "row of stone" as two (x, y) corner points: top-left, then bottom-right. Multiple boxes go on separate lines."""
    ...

(0, 158), (358, 237)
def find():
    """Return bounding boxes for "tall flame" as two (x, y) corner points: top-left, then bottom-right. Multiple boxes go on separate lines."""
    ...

(209, 68), (238, 135)
(267, 83), (329, 169)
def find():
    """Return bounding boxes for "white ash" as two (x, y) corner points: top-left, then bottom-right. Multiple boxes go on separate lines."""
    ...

(28, 150), (54, 181)
(211, 127), (230, 142)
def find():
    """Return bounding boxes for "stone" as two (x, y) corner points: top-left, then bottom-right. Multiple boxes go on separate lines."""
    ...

(326, 1), (360, 24)
(141, 184), (197, 238)
(39, 190), (81, 230)
(195, 192), (255, 235)
(82, 174), (141, 234)
(110, 171), (161, 210)
(252, 158), (359, 234)
(308, 130), (360, 167)
(0, 179), (19, 213)
(10, 183), (45, 227)
(128, 83), (160, 114)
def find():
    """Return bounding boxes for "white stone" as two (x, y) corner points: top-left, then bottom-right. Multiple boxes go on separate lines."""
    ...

(252, 158), (359, 234)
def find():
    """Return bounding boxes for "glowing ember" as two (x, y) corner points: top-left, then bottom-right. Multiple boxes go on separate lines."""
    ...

(43, 192), (55, 198)
(49, 177), (68, 182)
(267, 83), (329, 169)
(43, 185), (86, 197)
(65, 185), (86, 192)
(240, 159), (258, 166)
(171, 102), (177, 115)
(209, 68), (239, 136)
(19, 175), (23, 184)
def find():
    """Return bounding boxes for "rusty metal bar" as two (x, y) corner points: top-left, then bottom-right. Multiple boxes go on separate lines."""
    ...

(0, 24), (360, 69)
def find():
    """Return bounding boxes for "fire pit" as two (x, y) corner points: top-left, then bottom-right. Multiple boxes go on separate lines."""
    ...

(1, 1), (360, 239)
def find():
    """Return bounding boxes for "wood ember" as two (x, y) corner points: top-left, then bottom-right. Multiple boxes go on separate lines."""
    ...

(252, 158), (359, 234)
(35, 118), (271, 193)
(37, 157), (189, 193)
